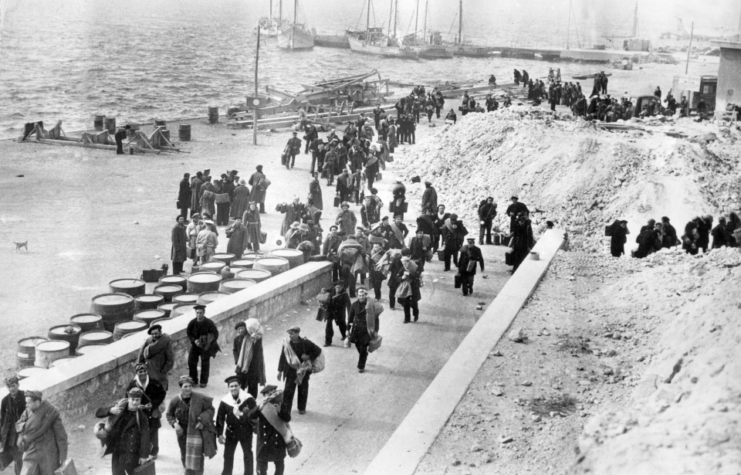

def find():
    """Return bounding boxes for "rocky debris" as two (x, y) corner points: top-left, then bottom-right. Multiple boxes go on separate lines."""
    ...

(508, 327), (527, 343)
(396, 109), (741, 254)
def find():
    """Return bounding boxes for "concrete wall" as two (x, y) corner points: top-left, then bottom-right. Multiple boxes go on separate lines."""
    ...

(3, 262), (332, 423)
(716, 44), (741, 113)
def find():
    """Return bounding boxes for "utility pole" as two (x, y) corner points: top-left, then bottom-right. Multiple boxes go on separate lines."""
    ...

(685, 21), (693, 75)
(253, 25), (260, 145)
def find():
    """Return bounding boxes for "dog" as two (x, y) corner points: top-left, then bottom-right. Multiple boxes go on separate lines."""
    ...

(14, 241), (28, 252)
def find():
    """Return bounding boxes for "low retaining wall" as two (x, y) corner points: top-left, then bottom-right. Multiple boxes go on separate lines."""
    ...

(3, 262), (332, 424)
(364, 229), (566, 475)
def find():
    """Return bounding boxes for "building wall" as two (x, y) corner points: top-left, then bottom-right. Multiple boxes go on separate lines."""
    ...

(1, 261), (332, 424)
(717, 47), (741, 112)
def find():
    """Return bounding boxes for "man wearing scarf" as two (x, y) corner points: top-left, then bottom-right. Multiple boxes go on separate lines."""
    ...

(233, 319), (267, 398)
(166, 376), (217, 475)
(434, 205), (450, 253)
(104, 387), (151, 475)
(124, 363), (166, 460)
(187, 305), (220, 388)
(249, 386), (291, 475)
(348, 286), (384, 372)
(388, 215), (408, 250)
(226, 216), (249, 260)
(396, 248), (422, 323)
(277, 327), (322, 415)
(457, 238), (485, 297)
(138, 324), (175, 391)
(368, 243), (387, 300)
(335, 202), (357, 238)
(441, 214), (468, 271)
(16, 390), (67, 475)
(216, 376), (257, 475)
(0, 376), (25, 474)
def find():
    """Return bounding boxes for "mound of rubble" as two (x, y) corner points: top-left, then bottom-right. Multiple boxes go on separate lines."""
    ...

(567, 246), (741, 474)
(397, 108), (741, 252)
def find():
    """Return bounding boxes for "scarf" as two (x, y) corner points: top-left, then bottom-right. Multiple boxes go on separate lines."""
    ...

(135, 375), (149, 392)
(143, 334), (172, 363)
(389, 222), (405, 245)
(370, 247), (386, 268)
(220, 390), (252, 409)
(236, 321), (263, 374)
(444, 218), (456, 234)
(260, 402), (293, 443)
(281, 337), (312, 385)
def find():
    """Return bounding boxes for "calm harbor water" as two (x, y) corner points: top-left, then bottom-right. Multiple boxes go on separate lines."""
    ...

(0, 0), (711, 139)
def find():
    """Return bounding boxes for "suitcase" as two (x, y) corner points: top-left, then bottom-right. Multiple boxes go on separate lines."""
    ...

(376, 172), (382, 181)
(387, 154), (394, 163)
(141, 268), (166, 283)
(280, 152), (287, 166)
(369, 335), (383, 353)
(133, 460), (156, 475)
(454, 274), (462, 289)
(400, 202), (408, 213)
(505, 250), (514, 266)
(334, 195), (341, 208)
(604, 225), (613, 237)
(437, 249), (445, 262)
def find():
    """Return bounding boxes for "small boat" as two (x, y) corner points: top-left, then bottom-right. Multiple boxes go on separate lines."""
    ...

(347, 0), (419, 60)
(313, 29), (350, 49)
(572, 72), (613, 80)
(278, 0), (314, 50)
(442, 0), (492, 58)
(258, 0), (286, 38)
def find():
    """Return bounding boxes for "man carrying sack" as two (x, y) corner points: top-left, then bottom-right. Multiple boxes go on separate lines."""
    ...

(348, 286), (384, 373)
(277, 327), (322, 415)
(248, 386), (297, 475)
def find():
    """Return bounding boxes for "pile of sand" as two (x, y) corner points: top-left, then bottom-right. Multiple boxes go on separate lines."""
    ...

(396, 108), (741, 253)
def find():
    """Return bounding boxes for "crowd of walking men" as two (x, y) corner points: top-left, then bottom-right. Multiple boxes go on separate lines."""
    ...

(609, 212), (741, 259)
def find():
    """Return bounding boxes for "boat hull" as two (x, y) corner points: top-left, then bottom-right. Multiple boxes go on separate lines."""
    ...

(314, 34), (350, 49)
(419, 45), (454, 59)
(445, 45), (493, 57)
(347, 36), (418, 59)
(278, 25), (315, 50)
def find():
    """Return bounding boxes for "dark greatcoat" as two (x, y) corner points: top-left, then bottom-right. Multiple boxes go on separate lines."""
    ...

(230, 184), (251, 219)
(171, 222), (188, 263)
(190, 177), (203, 214)
(178, 178), (192, 212)
(226, 222), (249, 258)
(248, 172), (267, 204)
(250, 404), (290, 463)
(309, 179), (323, 210)
(104, 402), (151, 468)
(421, 186), (438, 213)
(124, 378), (167, 431)
(242, 208), (262, 249)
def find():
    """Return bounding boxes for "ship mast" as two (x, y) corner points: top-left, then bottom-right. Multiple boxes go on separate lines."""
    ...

(566, 0), (572, 49)
(423, 0), (428, 45)
(366, 0), (371, 44)
(415, 0), (419, 41)
(458, 0), (462, 44)
(279, 0), (282, 21)
(393, 0), (398, 38)
(632, 1), (638, 37)
(388, 0), (393, 38)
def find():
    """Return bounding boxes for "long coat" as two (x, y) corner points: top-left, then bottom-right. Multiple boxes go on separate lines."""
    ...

(421, 186), (438, 213)
(103, 401), (151, 460)
(138, 334), (175, 389)
(17, 400), (68, 474)
(251, 404), (290, 462)
(190, 177), (203, 213)
(230, 184), (251, 219)
(336, 209), (357, 237)
(278, 203), (306, 238)
(242, 208), (262, 246)
(200, 181), (217, 217)
(309, 179), (323, 210)
(226, 222), (249, 258)
(249, 172), (267, 204)
(171, 223), (187, 263)
(178, 178), (192, 211)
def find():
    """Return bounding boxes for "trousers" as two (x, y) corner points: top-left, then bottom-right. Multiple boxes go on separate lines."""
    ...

(444, 247), (458, 271)
(325, 315), (346, 345)
(461, 274), (475, 295)
(402, 296), (419, 322)
(236, 371), (259, 398)
(222, 431), (253, 475)
(479, 219), (493, 244)
(188, 346), (211, 385)
(282, 374), (309, 413)
(256, 459), (284, 475)
(356, 343), (369, 369)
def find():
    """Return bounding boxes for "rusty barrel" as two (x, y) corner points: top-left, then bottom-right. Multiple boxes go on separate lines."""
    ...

(70, 313), (104, 332)
(211, 253), (236, 266)
(157, 302), (178, 318)
(134, 294), (165, 311)
(91, 293), (135, 331)
(254, 257), (290, 276)
(94, 114), (106, 131)
(78, 330), (114, 348)
(159, 275), (187, 288)
(219, 278), (257, 294)
(17, 337), (48, 369)
(200, 261), (226, 275)
(35, 340), (71, 368)
(173, 293), (199, 305)
(178, 124), (191, 141)
(171, 303), (197, 318)
(104, 117), (116, 134)
(236, 269), (271, 283)
(230, 259), (254, 270)
(270, 249), (305, 269)
(109, 278), (146, 297)
(48, 324), (82, 355)
(153, 284), (184, 302)
(133, 309), (166, 327)
(208, 106), (219, 124)
(197, 291), (229, 305)
(113, 321), (148, 340)
(187, 272), (222, 294)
